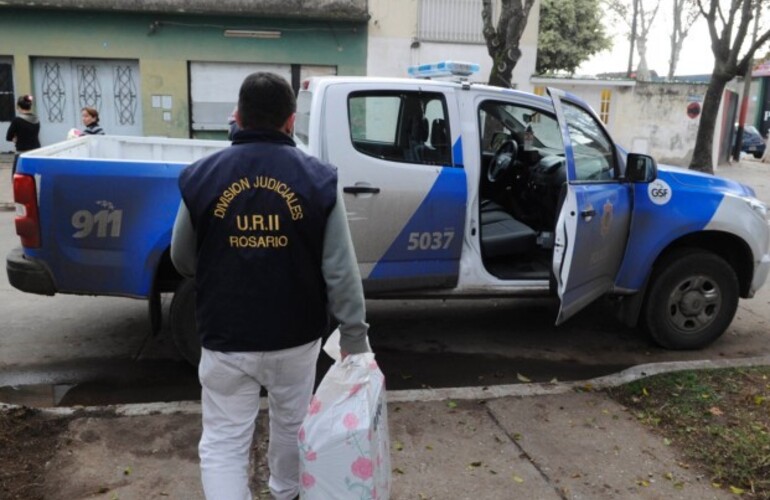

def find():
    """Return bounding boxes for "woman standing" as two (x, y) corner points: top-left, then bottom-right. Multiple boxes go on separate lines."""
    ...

(5, 94), (41, 175)
(81, 107), (105, 135)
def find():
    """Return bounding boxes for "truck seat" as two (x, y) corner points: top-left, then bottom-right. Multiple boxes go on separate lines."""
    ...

(480, 201), (537, 258)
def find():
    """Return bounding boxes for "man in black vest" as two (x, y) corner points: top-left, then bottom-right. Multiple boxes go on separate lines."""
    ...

(171, 72), (370, 500)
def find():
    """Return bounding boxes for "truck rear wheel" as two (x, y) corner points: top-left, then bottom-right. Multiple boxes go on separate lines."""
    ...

(643, 249), (739, 349)
(170, 278), (201, 366)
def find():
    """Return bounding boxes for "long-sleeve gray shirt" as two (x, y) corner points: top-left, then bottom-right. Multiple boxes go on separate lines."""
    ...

(170, 189), (370, 354)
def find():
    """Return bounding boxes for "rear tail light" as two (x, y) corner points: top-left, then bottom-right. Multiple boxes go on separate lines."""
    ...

(14, 174), (41, 248)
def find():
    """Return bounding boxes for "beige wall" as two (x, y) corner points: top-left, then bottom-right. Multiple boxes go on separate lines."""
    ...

(613, 83), (709, 167)
(140, 59), (190, 138)
(367, 0), (540, 91)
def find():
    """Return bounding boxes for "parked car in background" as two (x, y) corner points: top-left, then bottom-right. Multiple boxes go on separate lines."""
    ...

(736, 125), (766, 159)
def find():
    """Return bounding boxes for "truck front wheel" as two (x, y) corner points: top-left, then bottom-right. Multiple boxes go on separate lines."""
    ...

(643, 249), (739, 349)
(170, 278), (201, 366)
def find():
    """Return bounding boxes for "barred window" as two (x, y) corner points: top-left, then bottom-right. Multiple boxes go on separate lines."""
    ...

(600, 89), (612, 124)
(418, 0), (501, 44)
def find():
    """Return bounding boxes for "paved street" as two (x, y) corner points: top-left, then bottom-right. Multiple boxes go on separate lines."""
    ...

(1, 155), (769, 407)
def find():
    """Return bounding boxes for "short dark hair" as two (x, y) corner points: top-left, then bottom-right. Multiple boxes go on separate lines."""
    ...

(237, 72), (296, 130)
(17, 95), (33, 111)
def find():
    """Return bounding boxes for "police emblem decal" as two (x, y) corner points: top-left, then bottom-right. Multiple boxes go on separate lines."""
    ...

(600, 199), (613, 236)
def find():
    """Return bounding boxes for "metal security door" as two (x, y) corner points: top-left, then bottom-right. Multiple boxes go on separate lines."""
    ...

(0, 58), (14, 152)
(33, 58), (141, 146)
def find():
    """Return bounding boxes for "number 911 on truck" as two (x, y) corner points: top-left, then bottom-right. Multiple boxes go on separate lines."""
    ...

(7, 61), (770, 365)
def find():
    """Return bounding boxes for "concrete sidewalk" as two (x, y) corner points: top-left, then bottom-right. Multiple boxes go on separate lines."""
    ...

(30, 356), (770, 500)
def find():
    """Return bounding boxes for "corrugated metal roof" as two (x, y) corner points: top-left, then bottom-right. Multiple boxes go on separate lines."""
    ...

(0, 0), (370, 21)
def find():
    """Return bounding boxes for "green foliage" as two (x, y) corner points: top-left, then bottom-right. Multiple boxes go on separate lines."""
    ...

(536, 0), (613, 74)
(610, 367), (770, 496)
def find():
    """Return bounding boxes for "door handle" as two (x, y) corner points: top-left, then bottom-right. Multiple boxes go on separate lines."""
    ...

(580, 208), (596, 220)
(343, 186), (381, 194)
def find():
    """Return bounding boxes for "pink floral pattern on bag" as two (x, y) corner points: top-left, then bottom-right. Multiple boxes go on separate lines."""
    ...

(343, 412), (359, 430)
(308, 396), (322, 416)
(351, 457), (373, 480)
(301, 472), (316, 489)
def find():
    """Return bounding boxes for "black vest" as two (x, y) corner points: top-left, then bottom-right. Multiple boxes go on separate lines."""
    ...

(179, 129), (338, 351)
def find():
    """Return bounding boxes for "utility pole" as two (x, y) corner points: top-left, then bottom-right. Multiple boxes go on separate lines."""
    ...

(627, 0), (639, 78)
(732, 1), (760, 162)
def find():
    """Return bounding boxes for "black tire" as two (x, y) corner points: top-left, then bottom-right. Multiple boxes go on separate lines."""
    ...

(643, 249), (739, 350)
(170, 278), (201, 366)
(753, 152), (763, 159)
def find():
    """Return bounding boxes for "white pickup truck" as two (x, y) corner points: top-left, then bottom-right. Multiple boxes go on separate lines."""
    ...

(8, 63), (770, 364)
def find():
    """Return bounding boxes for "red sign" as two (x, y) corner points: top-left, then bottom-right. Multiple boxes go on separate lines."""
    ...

(687, 102), (701, 119)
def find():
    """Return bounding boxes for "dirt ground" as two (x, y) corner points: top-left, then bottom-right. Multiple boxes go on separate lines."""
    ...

(0, 407), (273, 499)
(0, 406), (69, 499)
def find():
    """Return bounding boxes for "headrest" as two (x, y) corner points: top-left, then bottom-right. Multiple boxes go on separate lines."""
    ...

(430, 118), (447, 147)
(409, 116), (429, 142)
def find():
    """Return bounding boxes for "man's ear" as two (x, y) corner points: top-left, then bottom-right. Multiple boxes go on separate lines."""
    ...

(283, 113), (296, 135)
(235, 109), (242, 128)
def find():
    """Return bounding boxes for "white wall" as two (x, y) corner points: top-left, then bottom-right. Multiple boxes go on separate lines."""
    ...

(531, 78), (715, 168)
(367, 0), (540, 91)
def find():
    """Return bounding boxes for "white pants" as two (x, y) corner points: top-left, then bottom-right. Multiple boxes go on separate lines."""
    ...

(199, 339), (321, 500)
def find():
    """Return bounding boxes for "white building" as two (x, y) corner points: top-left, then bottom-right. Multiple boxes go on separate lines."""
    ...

(367, 0), (540, 92)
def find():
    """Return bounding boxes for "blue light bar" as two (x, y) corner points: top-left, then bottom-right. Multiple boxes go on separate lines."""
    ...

(407, 60), (480, 79)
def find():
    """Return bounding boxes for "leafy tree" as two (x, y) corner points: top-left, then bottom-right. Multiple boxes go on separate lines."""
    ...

(482, 0), (537, 87)
(669, 0), (701, 79)
(536, 0), (613, 74)
(690, 0), (770, 173)
(607, 0), (662, 81)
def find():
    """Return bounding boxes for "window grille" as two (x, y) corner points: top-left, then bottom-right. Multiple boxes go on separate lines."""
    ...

(418, 0), (500, 44)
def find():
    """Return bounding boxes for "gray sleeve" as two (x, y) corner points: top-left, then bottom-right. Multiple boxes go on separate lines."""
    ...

(322, 190), (371, 354)
(170, 201), (197, 278)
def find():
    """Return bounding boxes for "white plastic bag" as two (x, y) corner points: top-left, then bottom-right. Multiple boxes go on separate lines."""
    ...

(299, 333), (390, 499)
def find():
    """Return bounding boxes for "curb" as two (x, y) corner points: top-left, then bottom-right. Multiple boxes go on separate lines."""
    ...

(8, 355), (770, 418)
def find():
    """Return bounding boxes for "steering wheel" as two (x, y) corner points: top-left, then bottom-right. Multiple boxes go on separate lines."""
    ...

(487, 139), (519, 183)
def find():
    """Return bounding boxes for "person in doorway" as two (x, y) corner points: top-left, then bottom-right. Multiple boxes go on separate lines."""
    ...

(80, 107), (105, 135)
(170, 72), (371, 500)
(5, 94), (41, 176)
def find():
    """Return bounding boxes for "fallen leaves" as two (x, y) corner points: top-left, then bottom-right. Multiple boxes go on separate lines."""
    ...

(708, 406), (723, 416)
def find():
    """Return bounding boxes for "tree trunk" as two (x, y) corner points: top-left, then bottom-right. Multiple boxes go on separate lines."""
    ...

(636, 37), (650, 81)
(689, 74), (730, 174)
(488, 47), (522, 88)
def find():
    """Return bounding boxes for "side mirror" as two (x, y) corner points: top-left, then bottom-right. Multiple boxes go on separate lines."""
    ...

(625, 153), (657, 183)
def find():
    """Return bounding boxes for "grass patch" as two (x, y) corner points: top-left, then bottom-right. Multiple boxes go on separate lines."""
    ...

(608, 367), (770, 498)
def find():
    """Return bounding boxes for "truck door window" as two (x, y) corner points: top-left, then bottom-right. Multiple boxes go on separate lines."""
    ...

(562, 102), (616, 181)
(348, 91), (451, 166)
(479, 102), (562, 154)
